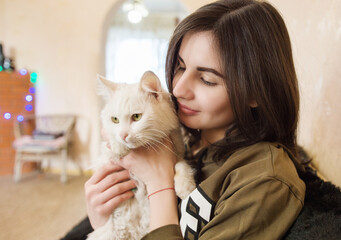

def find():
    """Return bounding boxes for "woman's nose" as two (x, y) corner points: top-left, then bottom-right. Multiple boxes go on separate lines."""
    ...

(172, 72), (194, 99)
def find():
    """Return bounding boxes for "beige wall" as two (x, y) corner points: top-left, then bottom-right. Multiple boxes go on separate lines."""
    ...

(0, 0), (118, 169)
(269, 0), (341, 186)
(1, 0), (340, 186)
(0, 1), (4, 40)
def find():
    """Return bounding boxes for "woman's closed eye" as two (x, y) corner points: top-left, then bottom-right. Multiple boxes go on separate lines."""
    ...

(200, 77), (217, 86)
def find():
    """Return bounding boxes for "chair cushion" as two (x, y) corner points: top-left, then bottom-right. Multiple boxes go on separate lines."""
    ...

(32, 130), (64, 140)
(13, 135), (67, 151)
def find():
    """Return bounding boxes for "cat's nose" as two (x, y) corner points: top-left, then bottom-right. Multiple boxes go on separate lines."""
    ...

(120, 133), (128, 141)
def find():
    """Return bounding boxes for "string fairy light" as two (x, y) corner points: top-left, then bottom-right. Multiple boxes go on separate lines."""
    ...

(0, 68), (36, 121)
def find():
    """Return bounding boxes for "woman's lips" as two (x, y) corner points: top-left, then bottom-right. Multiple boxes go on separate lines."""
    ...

(177, 102), (199, 116)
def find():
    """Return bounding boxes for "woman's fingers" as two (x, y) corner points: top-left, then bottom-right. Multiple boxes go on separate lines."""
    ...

(89, 179), (136, 215)
(100, 179), (137, 204)
(99, 190), (135, 216)
(95, 168), (131, 193)
(85, 160), (136, 229)
(85, 162), (134, 203)
(86, 162), (124, 185)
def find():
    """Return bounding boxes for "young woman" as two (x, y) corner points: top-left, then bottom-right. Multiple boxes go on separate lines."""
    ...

(84, 0), (305, 239)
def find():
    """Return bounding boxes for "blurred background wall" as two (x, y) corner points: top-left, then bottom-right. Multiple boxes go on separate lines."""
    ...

(0, 0), (340, 186)
(270, 0), (341, 186)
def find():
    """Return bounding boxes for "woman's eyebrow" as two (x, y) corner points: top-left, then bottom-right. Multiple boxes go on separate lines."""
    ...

(197, 67), (224, 78)
(178, 55), (224, 78)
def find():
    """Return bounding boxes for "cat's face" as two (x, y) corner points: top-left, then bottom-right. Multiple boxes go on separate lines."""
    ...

(98, 71), (179, 152)
(101, 84), (152, 149)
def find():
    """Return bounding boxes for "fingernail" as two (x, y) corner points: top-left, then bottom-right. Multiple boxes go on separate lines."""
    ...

(131, 187), (137, 193)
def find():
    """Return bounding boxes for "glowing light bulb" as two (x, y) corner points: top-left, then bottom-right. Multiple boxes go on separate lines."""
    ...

(25, 105), (33, 111)
(25, 95), (33, 102)
(4, 113), (11, 120)
(30, 72), (37, 83)
(17, 115), (24, 122)
(128, 10), (142, 23)
(19, 69), (28, 75)
(30, 72), (37, 79)
(29, 87), (35, 94)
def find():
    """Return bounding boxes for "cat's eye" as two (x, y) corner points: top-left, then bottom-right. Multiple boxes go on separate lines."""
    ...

(132, 113), (142, 121)
(111, 116), (119, 124)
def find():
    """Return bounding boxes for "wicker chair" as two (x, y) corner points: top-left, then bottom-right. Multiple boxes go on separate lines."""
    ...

(12, 114), (76, 183)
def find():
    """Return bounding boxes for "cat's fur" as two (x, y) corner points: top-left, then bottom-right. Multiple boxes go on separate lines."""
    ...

(87, 71), (196, 240)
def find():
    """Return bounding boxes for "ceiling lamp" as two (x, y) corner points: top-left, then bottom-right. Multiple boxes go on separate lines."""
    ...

(122, 0), (149, 24)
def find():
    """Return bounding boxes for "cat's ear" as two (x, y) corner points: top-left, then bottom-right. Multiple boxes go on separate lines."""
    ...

(139, 71), (163, 99)
(97, 74), (117, 100)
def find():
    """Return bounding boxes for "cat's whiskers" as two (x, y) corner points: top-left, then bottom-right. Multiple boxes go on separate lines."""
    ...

(145, 142), (159, 153)
(136, 134), (180, 158)
(135, 135), (161, 149)
(143, 127), (169, 138)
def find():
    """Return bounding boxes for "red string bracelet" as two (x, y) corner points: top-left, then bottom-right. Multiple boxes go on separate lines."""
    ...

(147, 187), (175, 200)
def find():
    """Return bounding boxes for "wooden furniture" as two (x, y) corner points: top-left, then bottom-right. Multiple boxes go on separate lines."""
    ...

(12, 114), (76, 183)
(0, 71), (35, 175)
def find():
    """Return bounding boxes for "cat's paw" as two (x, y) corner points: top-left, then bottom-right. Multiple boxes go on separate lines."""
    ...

(174, 161), (196, 199)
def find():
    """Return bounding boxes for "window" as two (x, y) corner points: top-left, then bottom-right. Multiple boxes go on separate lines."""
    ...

(105, 0), (187, 89)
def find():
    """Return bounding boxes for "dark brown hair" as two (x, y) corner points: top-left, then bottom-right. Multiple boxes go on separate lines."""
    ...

(166, 0), (301, 167)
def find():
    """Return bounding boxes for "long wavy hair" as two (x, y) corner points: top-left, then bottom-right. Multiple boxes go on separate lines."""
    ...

(166, 0), (301, 167)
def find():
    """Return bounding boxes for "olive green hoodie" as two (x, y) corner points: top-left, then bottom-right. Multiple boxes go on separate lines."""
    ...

(142, 142), (305, 240)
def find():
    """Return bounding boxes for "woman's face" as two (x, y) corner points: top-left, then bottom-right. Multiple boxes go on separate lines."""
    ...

(172, 31), (235, 143)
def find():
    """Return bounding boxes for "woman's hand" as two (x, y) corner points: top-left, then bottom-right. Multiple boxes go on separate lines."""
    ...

(119, 138), (177, 195)
(119, 139), (180, 231)
(84, 162), (136, 229)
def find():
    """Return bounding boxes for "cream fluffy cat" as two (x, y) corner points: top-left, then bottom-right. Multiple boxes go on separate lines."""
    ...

(87, 71), (196, 240)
